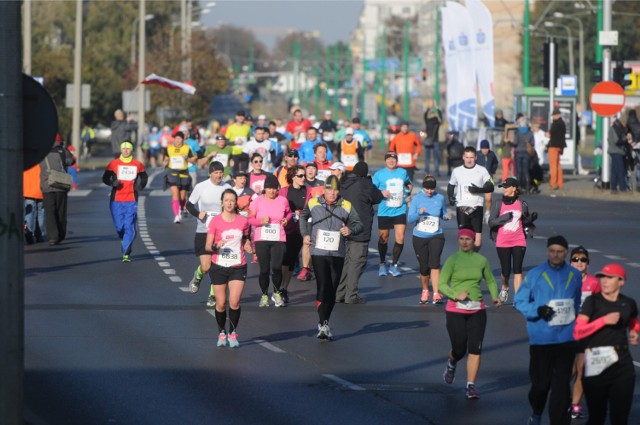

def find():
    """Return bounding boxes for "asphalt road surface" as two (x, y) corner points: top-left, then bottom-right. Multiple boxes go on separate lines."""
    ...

(24, 168), (640, 425)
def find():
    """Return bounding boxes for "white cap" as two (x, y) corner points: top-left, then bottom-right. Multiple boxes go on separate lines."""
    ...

(309, 115), (316, 121)
(258, 114), (267, 120)
(329, 162), (346, 172)
(345, 127), (354, 135)
(325, 110), (332, 115)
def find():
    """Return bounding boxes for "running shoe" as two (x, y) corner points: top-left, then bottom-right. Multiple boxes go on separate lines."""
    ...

(498, 286), (509, 303)
(527, 414), (541, 425)
(206, 295), (216, 308)
(216, 331), (227, 347)
(173, 214), (182, 224)
(181, 209), (189, 217)
(280, 289), (289, 304)
(122, 254), (130, 263)
(189, 269), (202, 293)
(443, 363), (456, 384)
(259, 294), (269, 308)
(378, 263), (389, 276)
(570, 404), (583, 419)
(432, 293), (444, 305)
(465, 384), (479, 399)
(420, 290), (430, 304)
(297, 267), (312, 281)
(345, 295), (366, 304)
(272, 292), (285, 308)
(228, 332), (239, 348)
(316, 321), (332, 341)
(388, 263), (402, 277)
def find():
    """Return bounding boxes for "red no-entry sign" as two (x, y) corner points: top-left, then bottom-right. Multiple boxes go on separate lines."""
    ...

(590, 81), (626, 117)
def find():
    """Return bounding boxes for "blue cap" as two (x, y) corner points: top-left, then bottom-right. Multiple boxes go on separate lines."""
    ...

(480, 140), (490, 149)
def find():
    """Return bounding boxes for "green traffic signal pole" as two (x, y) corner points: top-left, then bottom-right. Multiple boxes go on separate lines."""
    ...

(523, 0), (530, 87)
(333, 44), (340, 116)
(324, 47), (330, 111)
(314, 48), (320, 116)
(346, 46), (353, 119)
(403, 20), (410, 121)
(434, 5), (441, 106)
(380, 30), (387, 149)
(360, 34), (366, 122)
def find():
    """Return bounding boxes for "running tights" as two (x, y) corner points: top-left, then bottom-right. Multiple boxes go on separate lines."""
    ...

(312, 255), (345, 324)
(496, 246), (526, 278)
(255, 241), (285, 294)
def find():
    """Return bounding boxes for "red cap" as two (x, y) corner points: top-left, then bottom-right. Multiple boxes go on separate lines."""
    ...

(595, 263), (626, 280)
(55, 133), (62, 142)
(458, 228), (476, 239)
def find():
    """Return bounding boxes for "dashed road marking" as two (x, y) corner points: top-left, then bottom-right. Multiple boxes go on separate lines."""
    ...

(323, 374), (365, 391)
(253, 339), (286, 353)
(604, 255), (625, 260)
(163, 269), (176, 275)
(68, 190), (92, 197)
(627, 263), (640, 268)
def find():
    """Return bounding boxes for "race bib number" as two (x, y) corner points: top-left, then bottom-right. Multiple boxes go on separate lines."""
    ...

(342, 154), (357, 167)
(584, 346), (619, 377)
(204, 211), (219, 228)
(216, 246), (241, 267)
(215, 153), (229, 167)
(416, 216), (439, 233)
(322, 132), (334, 141)
(251, 181), (264, 193)
(548, 299), (575, 326)
(260, 224), (281, 241)
(398, 153), (412, 166)
(387, 189), (403, 208)
(117, 165), (137, 181)
(170, 156), (185, 169)
(317, 170), (331, 181)
(315, 229), (340, 251)
(581, 291), (592, 307)
(456, 300), (482, 311)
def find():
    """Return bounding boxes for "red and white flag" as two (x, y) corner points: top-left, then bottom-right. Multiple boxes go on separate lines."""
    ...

(141, 73), (196, 95)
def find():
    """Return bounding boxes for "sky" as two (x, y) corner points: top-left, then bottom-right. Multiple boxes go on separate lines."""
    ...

(200, 0), (365, 50)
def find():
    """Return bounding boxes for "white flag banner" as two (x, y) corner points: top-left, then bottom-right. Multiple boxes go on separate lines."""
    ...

(446, 1), (478, 132)
(467, 0), (495, 126)
(141, 73), (196, 95)
(441, 6), (459, 131)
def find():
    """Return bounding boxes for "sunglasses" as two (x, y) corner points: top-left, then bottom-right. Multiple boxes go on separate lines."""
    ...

(571, 257), (589, 263)
(295, 174), (305, 178)
(253, 160), (263, 163)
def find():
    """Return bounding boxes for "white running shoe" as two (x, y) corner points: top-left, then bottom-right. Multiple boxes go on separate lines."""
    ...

(173, 214), (182, 224)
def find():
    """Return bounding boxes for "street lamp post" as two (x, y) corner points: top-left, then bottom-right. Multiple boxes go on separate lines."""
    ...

(131, 14), (154, 67)
(545, 21), (574, 76)
(137, 0), (148, 162)
(554, 11), (586, 148)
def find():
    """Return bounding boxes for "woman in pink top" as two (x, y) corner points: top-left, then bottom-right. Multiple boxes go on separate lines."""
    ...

(206, 189), (253, 348)
(248, 153), (268, 194)
(488, 177), (538, 303)
(248, 173), (292, 308)
(568, 246), (601, 419)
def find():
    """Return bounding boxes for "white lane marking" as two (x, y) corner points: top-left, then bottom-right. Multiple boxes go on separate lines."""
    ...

(149, 190), (170, 197)
(145, 245), (157, 250)
(141, 237), (152, 242)
(627, 263), (640, 268)
(158, 262), (171, 267)
(163, 269), (176, 275)
(68, 190), (92, 197)
(146, 169), (164, 187)
(323, 374), (365, 391)
(178, 286), (190, 291)
(604, 255), (625, 260)
(589, 249), (601, 253)
(253, 339), (286, 353)
(634, 361), (640, 368)
(154, 256), (166, 261)
(368, 248), (379, 253)
(149, 250), (160, 255)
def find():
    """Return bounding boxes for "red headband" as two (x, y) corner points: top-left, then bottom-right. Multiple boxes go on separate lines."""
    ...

(458, 228), (476, 239)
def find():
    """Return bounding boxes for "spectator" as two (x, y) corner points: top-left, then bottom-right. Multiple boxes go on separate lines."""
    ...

(110, 109), (137, 158)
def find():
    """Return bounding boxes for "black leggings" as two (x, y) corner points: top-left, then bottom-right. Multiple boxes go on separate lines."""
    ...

(583, 361), (635, 425)
(254, 241), (285, 294)
(312, 255), (345, 323)
(283, 233), (303, 269)
(412, 234), (445, 276)
(496, 246), (526, 278)
(445, 310), (487, 361)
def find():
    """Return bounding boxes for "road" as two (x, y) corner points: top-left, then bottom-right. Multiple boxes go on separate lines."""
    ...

(24, 168), (640, 425)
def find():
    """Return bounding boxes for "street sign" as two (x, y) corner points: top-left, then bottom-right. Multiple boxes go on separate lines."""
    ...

(589, 81), (626, 117)
(65, 83), (90, 109)
(559, 75), (577, 96)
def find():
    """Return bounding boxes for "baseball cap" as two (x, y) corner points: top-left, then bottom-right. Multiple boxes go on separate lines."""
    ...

(286, 149), (299, 158)
(499, 177), (519, 188)
(324, 175), (340, 190)
(215, 135), (227, 141)
(329, 162), (346, 172)
(384, 151), (398, 160)
(595, 263), (626, 280)
(570, 246), (589, 259)
(325, 110), (332, 115)
(552, 108), (561, 115)
(258, 114), (267, 120)
(236, 110), (245, 116)
(246, 115), (254, 121)
(345, 128), (354, 135)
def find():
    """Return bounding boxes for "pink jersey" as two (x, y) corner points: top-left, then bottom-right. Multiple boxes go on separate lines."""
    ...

(496, 200), (526, 248)
(249, 172), (267, 194)
(207, 214), (249, 268)
(580, 273), (601, 306)
(248, 195), (291, 242)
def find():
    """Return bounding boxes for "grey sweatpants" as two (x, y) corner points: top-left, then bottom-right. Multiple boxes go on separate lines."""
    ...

(336, 240), (369, 302)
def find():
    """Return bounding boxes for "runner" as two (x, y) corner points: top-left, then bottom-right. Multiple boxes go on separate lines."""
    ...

(350, 117), (372, 152)
(372, 151), (413, 277)
(488, 177), (538, 302)
(243, 126), (274, 171)
(205, 189), (253, 348)
(439, 228), (501, 399)
(407, 175), (452, 304)
(230, 171), (256, 217)
(335, 128), (364, 173)
(318, 110), (338, 153)
(201, 135), (233, 179)
(389, 121), (421, 182)
(573, 263), (638, 425)
(297, 162), (324, 281)
(274, 149), (300, 188)
(285, 109), (312, 149)
(300, 175), (363, 340)
(248, 153), (269, 194)
(248, 173), (291, 307)
(278, 165), (311, 303)
(163, 131), (197, 224)
(568, 246), (601, 419)
(514, 235), (582, 425)
(311, 143), (333, 181)
(102, 141), (148, 262)
(447, 146), (494, 249)
(186, 161), (232, 308)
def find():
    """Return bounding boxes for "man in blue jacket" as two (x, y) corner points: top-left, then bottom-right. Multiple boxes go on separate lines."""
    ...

(514, 235), (582, 425)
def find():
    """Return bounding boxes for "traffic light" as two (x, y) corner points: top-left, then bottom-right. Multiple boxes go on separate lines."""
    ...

(613, 61), (632, 89)
(542, 41), (558, 88)
(421, 68), (427, 81)
(591, 62), (602, 83)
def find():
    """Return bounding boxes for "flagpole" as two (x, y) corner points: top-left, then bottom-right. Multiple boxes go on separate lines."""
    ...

(137, 0), (146, 162)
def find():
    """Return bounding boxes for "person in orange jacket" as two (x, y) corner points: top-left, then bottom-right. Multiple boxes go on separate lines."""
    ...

(389, 121), (421, 183)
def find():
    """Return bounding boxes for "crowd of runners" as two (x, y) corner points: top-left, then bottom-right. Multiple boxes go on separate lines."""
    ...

(98, 107), (637, 425)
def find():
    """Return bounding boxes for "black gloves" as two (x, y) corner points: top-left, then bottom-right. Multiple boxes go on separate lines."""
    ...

(448, 196), (456, 206)
(501, 212), (514, 221)
(537, 305), (555, 321)
(530, 212), (538, 221)
(112, 180), (121, 188)
(467, 184), (482, 194)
